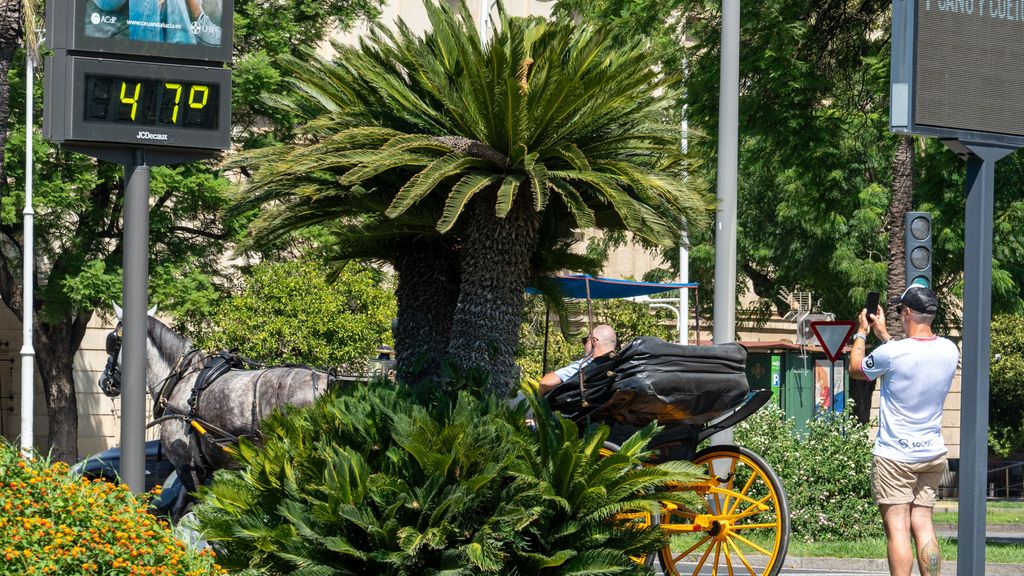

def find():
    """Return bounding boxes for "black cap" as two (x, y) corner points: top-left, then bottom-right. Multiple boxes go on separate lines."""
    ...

(889, 284), (939, 314)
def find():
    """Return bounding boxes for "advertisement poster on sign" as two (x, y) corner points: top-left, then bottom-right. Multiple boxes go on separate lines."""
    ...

(814, 359), (845, 412)
(83, 0), (223, 47)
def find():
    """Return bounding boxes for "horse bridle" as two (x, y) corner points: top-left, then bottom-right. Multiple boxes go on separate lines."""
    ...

(98, 321), (202, 407)
(98, 322), (123, 397)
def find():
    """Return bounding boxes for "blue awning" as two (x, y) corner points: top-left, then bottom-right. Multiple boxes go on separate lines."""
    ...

(528, 275), (697, 300)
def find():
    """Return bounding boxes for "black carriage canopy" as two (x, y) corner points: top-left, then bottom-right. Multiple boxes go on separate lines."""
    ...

(529, 275), (749, 428)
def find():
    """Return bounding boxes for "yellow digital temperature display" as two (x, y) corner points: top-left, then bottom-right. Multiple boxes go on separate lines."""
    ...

(84, 75), (219, 130)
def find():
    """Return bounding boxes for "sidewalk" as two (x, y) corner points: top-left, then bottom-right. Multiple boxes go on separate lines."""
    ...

(779, 501), (1023, 576)
(780, 555), (1022, 575)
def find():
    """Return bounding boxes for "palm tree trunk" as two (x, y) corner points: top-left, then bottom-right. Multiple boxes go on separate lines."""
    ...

(886, 135), (915, 337)
(851, 134), (915, 425)
(393, 239), (460, 385)
(447, 193), (541, 396)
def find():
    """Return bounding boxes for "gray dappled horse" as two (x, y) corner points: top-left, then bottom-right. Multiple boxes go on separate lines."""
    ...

(99, 305), (331, 500)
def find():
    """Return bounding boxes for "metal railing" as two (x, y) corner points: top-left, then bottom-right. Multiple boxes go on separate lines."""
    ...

(939, 459), (1024, 499)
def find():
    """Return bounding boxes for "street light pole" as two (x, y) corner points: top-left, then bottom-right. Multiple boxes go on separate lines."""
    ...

(20, 40), (36, 456)
(711, 0), (740, 445)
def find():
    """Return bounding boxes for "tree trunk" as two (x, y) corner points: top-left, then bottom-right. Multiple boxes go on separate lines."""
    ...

(885, 135), (915, 338)
(447, 192), (541, 396)
(33, 312), (92, 463)
(393, 239), (460, 385)
(0, 0), (24, 187)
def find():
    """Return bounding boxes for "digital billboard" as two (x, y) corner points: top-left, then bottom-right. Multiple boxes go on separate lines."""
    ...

(48, 0), (233, 63)
(890, 0), (1024, 145)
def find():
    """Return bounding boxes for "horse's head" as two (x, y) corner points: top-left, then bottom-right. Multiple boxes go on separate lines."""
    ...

(98, 303), (160, 398)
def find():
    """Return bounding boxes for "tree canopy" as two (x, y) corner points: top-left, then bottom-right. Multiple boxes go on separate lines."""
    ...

(235, 1), (711, 394)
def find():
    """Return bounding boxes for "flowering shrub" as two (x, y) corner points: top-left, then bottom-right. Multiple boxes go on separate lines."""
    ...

(733, 404), (882, 542)
(0, 440), (226, 576)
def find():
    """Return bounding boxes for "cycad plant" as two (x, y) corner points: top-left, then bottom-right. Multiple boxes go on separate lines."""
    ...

(233, 0), (710, 393)
(192, 383), (704, 575)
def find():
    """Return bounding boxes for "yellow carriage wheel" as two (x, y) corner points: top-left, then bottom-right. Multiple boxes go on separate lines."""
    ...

(659, 445), (789, 576)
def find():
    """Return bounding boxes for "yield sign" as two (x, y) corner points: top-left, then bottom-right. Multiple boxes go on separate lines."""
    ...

(810, 321), (856, 363)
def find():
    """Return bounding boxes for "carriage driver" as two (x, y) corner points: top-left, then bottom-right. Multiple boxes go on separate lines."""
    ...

(538, 324), (617, 395)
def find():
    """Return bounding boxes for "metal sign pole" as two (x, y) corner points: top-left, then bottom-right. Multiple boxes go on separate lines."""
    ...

(828, 361), (835, 412)
(120, 150), (149, 493)
(957, 142), (1014, 575)
(20, 47), (36, 456)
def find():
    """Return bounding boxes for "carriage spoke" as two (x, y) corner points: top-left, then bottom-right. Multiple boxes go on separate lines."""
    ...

(728, 522), (778, 531)
(726, 470), (757, 516)
(691, 538), (716, 576)
(726, 538), (758, 576)
(675, 534), (714, 563)
(712, 541), (722, 576)
(729, 531), (772, 557)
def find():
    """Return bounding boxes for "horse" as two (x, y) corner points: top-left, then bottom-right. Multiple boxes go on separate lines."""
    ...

(99, 305), (333, 505)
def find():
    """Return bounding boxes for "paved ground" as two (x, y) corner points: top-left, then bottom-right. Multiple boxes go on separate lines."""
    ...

(657, 531), (1023, 575)
(659, 555), (1023, 575)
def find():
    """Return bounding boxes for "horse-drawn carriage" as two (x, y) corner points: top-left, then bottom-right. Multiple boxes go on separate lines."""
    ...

(546, 335), (790, 576)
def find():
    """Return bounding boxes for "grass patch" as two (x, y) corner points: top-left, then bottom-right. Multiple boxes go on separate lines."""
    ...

(933, 501), (1024, 525)
(782, 537), (1024, 564)
(670, 533), (1024, 565)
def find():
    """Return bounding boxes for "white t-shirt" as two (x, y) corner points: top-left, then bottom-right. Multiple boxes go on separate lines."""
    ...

(861, 335), (959, 462)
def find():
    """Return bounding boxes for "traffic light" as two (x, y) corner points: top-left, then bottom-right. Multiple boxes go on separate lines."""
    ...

(904, 212), (932, 288)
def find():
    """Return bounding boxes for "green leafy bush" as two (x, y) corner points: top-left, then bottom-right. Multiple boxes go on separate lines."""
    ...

(733, 404), (881, 542)
(193, 259), (396, 370)
(0, 440), (224, 576)
(989, 314), (1024, 457)
(193, 383), (703, 574)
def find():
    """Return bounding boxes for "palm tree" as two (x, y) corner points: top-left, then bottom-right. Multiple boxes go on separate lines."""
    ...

(236, 0), (710, 394)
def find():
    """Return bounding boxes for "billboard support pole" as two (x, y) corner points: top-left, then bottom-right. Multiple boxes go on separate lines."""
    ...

(955, 142), (1015, 576)
(121, 150), (149, 494)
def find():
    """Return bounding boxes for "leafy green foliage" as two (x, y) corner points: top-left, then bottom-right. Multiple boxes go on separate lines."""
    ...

(988, 314), (1024, 457)
(733, 404), (880, 542)
(518, 295), (676, 381)
(193, 382), (703, 574)
(191, 260), (395, 370)
(231, 0), (711, 392)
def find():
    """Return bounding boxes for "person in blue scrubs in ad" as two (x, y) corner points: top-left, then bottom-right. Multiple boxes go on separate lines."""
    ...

(85, 0), (222, 47)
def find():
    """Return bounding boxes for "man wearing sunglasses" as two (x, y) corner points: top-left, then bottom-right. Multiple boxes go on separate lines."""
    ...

(849, 284), (959, 576)
(538, 324), (618, 395)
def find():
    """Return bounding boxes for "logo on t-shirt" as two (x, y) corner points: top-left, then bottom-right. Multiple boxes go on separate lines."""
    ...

(865, 355), (875, 369)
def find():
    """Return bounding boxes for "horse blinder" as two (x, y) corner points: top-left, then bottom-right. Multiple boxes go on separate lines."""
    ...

(99, 324), (123, 397)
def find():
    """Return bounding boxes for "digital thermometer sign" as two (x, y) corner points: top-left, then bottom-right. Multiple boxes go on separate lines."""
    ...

(45, 56), (231, 150)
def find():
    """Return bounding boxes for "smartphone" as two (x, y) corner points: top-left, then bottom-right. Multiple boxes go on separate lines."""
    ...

(865, 291), (880, 322)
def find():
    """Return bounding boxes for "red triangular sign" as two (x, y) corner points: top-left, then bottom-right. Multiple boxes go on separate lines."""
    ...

(810, 321), (856, 363)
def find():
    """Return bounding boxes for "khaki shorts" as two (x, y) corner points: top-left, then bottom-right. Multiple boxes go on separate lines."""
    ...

(871, 454), (947, 507)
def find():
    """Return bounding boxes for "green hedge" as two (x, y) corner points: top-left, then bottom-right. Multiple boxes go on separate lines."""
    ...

(734, 404), (882, 542)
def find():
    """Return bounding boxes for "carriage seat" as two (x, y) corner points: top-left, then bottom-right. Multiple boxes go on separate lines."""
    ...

(546, 336), (749, 429)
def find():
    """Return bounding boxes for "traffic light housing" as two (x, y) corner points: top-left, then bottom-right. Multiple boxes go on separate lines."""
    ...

(904, 212), (932, 288)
